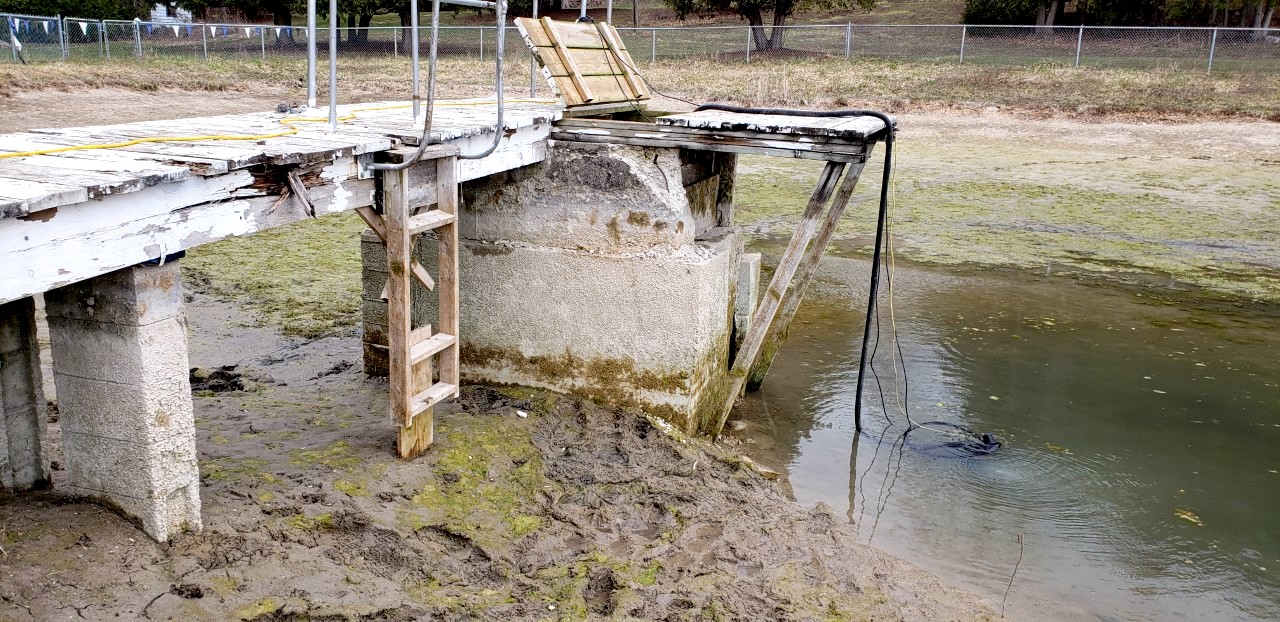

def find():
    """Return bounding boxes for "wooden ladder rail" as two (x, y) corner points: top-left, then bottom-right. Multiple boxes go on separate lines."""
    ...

(711, 148), (872, 435)
(375, 151), (461, 459)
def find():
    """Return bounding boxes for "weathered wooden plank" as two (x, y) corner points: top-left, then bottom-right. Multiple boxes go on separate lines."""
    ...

(543, 19), (608, 49)
(658, 110), (890, 141)
(436, 156), (460, 392)
(746, 157), (870, 390)
(550, 127), (865, 162)
(0, 177), (89, 217)
(383, 163), (415, 431)
(714, 161), (847, 435)
(542, 18), (596, 104)
(557, 118), (872, 149)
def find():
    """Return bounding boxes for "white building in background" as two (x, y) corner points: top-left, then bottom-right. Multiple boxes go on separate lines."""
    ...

(149, 2), (193, 23)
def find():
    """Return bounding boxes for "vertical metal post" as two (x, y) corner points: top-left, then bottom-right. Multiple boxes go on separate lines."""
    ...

(606, 0), (613, 24)
(328, 0), (338, 132)
(8, 19), (17, 63)
(133, 19), (142, 58)
(100, 20), (107, 59)
(650, 27), (656, 62)
(1074, 25), (1083, 67)
(958, 25), (967, 63)
(260, 26), (265, 58)
(530, 0), (539, 96)
(58, 16), (67, 60)
(411, 0), (419, 118)
(844, 22), (851, 58)
(307, 0), (317, 108)
(745, 25), (751, 63)
(1207, 28), (1217, 73)
(579, 0), (588, 20)
(201, 21), (208, 59)
(479, 26), (484, 62)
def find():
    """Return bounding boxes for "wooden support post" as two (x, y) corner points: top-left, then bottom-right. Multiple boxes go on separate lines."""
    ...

(436, 156), (460, 390)
(746, 156), (870, 390)
(712, 161), (846, 435)
(382, 166), (415, 435)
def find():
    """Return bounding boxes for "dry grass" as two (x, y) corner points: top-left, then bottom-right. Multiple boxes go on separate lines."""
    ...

(2, 55), (1276, 120)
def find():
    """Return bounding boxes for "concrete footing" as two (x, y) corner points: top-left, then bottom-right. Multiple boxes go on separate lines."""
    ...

(44, 262), (201, 541)
(0, 297), (52, 491)
(363, 140), (748, 435)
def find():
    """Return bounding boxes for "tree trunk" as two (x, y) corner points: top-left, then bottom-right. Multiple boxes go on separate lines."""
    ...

(743, 7), (768, 50)
(1046, 0), (1058, 26)
(357, 13), (372, 44)
(1265, 2), (1275, 29)
(345, 12), (355, 43)
(273, 4), (294, 45)
(766, 0), (794, 50)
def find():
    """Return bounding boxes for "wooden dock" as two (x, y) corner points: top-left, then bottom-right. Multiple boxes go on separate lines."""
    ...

(0, 98), (563, 304)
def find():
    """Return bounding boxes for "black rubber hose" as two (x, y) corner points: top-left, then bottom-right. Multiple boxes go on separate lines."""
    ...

(694, 103), (895, 434)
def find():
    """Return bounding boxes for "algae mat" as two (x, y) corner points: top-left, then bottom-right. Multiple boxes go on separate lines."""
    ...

(737, 110), (1280, 302)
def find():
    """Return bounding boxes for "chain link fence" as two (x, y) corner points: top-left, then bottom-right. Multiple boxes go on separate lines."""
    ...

(3, 13), (1278, 74)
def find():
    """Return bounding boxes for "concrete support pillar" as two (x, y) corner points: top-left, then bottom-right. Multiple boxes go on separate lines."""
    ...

(44, 262), (201, 542)
(0, 297), (52, 491)
(732, 253), (761, 366)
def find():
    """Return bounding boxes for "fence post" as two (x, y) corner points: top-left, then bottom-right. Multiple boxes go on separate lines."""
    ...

(201, 22), (207, 60)
(1074, 25), (1083, 67)
(393, 27), (398, 57)
(57, 16), (67, 60)
(259, 26), (265, 59)
(8, 19), (17, 63)
(844, 22), (851, 58)
(100, 20), (107, 59)
(480, 27), (484, 62)
(959, 25), (966, 63)
(133, 19), (142, 58)
(1207, 28), (1217, 74)
(745, 26), (751, 63)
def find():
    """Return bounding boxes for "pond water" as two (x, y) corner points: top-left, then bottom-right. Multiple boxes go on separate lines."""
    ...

(732, 251), (1280, 621)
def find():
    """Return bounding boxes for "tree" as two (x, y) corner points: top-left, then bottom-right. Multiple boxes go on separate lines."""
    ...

(664, 0), (874, 50)
(0, 0), (143, 19)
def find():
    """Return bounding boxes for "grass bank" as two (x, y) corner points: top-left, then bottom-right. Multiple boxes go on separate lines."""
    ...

(3, 55), (1278, 120)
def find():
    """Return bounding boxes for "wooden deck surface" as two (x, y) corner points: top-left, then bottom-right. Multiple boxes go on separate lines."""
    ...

(656, 110), (891, 141)
(0, 99), (563, 220)
(0, 99), (562, 305)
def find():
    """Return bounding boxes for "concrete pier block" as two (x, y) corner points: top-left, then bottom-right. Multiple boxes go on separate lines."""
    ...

(44, 262), (201, 541)
(0, 297), (51, 491)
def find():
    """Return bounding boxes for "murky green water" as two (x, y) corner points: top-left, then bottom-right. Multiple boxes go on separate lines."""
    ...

(733, 253), (1280, 621)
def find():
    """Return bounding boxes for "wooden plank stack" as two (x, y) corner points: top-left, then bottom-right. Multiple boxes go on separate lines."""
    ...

(516, 17), (649, 113)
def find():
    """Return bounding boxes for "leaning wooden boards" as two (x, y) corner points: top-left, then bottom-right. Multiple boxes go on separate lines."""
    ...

(516, 17), (650, 108)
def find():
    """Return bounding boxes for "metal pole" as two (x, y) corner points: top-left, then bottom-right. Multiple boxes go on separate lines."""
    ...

(844, 22), (851, 59)
(133, 18), (142, 58)
(58, 16), (67, 60)
(1207, 28), (1217, 74)
(479, 26), (484, 62)
(745, 25), (751, 63)
(307, 0), (317, 108)
(328, 0), (338, 132)
(9, 19), (17, 63)
(650, 27), (655, 62)
(530, 0), (539, 96)
(100, 20), (107, 59)
(958, 24), (966, 64)
(1074, 25), (1083, 67)
(393, 26), (397, 57)
(411, 0), (419, 118)
(579, 0), (587, 20)
(606, 0), (612, 24)
(201, 21), (208, 59)
(260, 26), (265, 59)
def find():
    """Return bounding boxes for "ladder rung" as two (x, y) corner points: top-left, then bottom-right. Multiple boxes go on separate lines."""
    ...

(407, 210), (456, 236)
(410, 381), (458, 416)
(410, 332), (456, 366)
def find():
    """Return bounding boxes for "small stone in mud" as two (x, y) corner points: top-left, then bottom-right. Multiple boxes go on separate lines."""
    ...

(728, 420), (748, 432)
(172, 583), (204, 599)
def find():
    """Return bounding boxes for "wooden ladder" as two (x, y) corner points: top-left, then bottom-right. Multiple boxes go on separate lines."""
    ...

(357, 150), (460, 459)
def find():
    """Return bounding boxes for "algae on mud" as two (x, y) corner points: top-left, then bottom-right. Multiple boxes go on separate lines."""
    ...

(736, 114), (1280, 302)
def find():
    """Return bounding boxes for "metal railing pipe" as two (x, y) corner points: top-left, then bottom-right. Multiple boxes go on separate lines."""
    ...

(328, 0), (337, 131)
(307, 0), (317, 107)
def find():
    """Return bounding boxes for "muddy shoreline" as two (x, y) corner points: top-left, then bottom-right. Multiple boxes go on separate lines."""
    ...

(0, 288), (996, 621)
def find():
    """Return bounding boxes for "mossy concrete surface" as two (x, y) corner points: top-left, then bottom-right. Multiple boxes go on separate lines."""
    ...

(737, 111), (1280, 302)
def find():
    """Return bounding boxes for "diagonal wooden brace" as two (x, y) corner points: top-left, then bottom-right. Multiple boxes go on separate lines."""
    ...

(355, 206), (436, 298)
